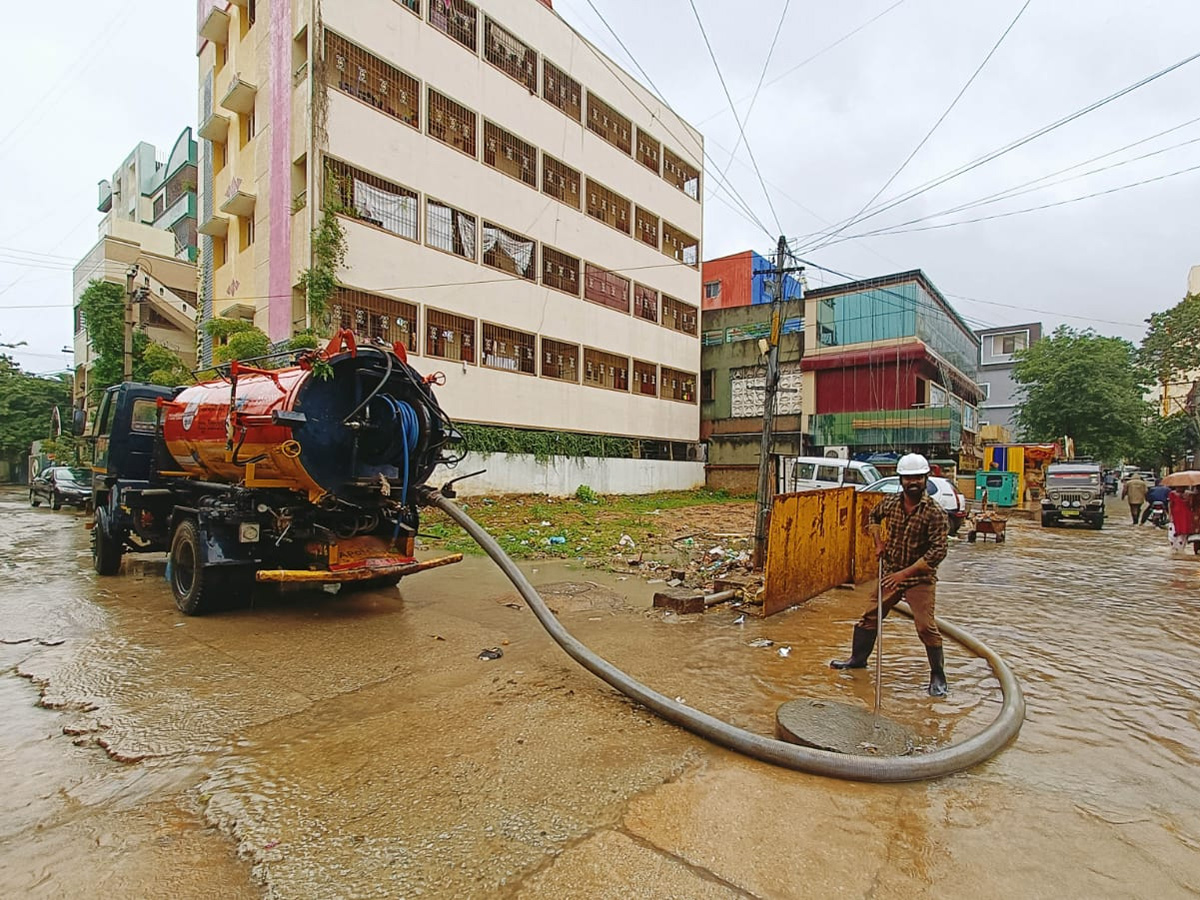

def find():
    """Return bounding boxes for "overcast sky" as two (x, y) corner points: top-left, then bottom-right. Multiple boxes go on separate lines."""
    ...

(1, 0), (1197, 374)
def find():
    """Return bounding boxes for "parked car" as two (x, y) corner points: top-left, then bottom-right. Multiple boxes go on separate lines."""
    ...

(29, 466), (92, 510)
(778, 457), (883, 494)
(862, 475), (970, 535)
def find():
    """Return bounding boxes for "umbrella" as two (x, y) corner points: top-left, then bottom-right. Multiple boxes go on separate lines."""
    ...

(1161, 471), (1200, 488)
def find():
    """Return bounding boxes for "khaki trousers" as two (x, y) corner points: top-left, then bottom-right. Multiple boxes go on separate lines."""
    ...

(855, 581), (942, 648)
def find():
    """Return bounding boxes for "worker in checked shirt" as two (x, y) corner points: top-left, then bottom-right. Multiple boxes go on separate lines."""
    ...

(830, 453), (950, 697)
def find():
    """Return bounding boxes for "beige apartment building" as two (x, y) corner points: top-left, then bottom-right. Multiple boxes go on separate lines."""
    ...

(196, 0), (704, 463)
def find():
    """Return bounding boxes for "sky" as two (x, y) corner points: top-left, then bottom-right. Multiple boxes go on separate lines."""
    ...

(1, 0), (1198, 375)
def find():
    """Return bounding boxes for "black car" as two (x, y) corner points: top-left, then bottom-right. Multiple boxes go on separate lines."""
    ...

(30, 466), (92, 510)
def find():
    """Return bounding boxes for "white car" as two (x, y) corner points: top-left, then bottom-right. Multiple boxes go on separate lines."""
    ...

(862, 475), (970, 535)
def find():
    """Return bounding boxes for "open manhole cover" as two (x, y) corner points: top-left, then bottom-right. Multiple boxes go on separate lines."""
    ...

(775, 699), (916, 757)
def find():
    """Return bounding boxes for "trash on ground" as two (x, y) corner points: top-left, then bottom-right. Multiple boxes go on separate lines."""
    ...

(617, 534), (636, 548)
(549, 536), (566, 545)
(778, 646), (792, 658)
(748, 638), (775, 648)
(478, 648), (504, 661)
(733, 614), (746, 625)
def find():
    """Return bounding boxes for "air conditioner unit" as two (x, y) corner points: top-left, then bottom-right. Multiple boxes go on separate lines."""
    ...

(824, 445), (850, 460)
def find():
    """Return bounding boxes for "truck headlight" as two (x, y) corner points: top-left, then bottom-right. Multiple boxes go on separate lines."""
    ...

(239, 522), (261, 543)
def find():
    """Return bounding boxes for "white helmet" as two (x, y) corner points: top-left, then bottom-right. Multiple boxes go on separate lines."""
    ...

(896, 453), (931, 476)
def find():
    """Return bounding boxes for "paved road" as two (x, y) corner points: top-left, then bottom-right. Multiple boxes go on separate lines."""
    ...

(2, 487), (1199, 898)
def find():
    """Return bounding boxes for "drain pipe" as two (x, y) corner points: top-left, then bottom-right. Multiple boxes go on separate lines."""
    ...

(424, 490), (1024, 783)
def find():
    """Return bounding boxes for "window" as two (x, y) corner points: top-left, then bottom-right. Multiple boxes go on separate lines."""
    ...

(585, 92), (632, 155)
(483, 121), (537, 188)
(325, 157), (418, 241)
(704, 280), (721, 299)
(585, 179), (631, 235)
(815, 465), (841, 484)
(661, 221), (698, 267)
(332, 287), (418, 352)
(583, 263), (630, 313)
(929, 383), (949, 407)
(240, 0), (256, 37)
(482, 323), (535, 374)
(542, 247), (580, 296)
(634, 360), (658, 397)
(212, 140), (225, 174)
(397, 0), (419, 14)
(482, 221), (536, 280)
(130, 399), (159, 434)
(633, 284), (658, 323)
(543, 60), (581, 121)
(74, 306), (85, 334)
(636, 128), (661, 173)
(843, 468), (867, 486)
(997, 332), (1028, 355)
(979, 382), (991, 400)
(325, 31), (420, 128)
(541, 337), (579, 383)
(663, 147), (700, 200)
(239, 216), (254, 251)
(426, 199), (476, 260)
(700, 369), (715, 403)
(583, 348), (629, 392)
(212, 235), (227, 268)
(635, 206), (659, 248)
(484, 17), (537, 92)
(661, 295), (698, 336)
(152, 192), (166, 219)
(428, 0), (477, 52)
(240, 109), (256, 147)
(427, 88), (476, 157)
(542, 155), (580, 209)
(426, 308), (475, 363)
(661, 366), (696, 403)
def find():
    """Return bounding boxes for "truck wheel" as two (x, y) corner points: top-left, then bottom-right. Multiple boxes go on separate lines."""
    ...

(92, 508), (122, 576)
(171, 519), (215, 616)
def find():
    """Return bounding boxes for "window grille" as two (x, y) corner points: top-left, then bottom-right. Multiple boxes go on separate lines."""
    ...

(585, 92), (632, 155)
(636, 128), (661, 174)
(633, 359), (657, 397)
(661, 295), (698, 336)
(585, 178), (631, 235)
(483, 17), (537, 92)
(633, 283), (658, 323)
(397, 0), (419, 15)
(700, 369), (715, 403)
(583, 348), (629, 392)
(704, 280), (721, 299)
(426, 198), (477, 260)
(428, 0), (477, 52)
(324, 157), (419, 241)
(541, 337), (579, 383)
(482, 322), (536, 374)
(426, 307), (476, 363)
(331, 287), (418, 352)
(583, 263), (630, 314)
(542, 246), (580, 296)
(635, 206), (659, 249)
(661, 366), (697, 403)
(482, 221), (537, 280)
(153, 193), (165, 219)
(663, 147), (700, 200)
(324, 31), (419, 128)
(542, 155), (581, 210)
(427, 88), (476, 157)
(543, 59), (581, 121)
(483, 121), (537, 188)
(661, 221), (699, 267)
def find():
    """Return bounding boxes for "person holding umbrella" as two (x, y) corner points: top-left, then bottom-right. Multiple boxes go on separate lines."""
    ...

(1162, 471), (1200, 553)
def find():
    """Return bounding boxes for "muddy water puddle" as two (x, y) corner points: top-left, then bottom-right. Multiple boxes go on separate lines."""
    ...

(3, 489), (1200, 897)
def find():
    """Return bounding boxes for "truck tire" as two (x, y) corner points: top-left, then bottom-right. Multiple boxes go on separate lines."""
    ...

(171, 518), (216, 616)
(92, 508), (123, 575)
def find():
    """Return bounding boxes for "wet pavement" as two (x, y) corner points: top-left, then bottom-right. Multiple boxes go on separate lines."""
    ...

(2, 485), (1199, 898)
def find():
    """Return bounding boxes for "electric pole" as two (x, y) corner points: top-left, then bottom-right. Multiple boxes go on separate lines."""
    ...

(123, 265), (138, 381)
(752, 236), (804, 570)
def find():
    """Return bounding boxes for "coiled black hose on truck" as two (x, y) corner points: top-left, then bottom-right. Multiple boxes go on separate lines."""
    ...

(424, 490), (1025, 783)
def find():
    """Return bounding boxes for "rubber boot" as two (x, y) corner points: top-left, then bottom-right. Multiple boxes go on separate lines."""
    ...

(830, 626), (876, 669)
(926, 645), (948, 697)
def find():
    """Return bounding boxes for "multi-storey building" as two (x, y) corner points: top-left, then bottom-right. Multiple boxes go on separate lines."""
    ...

(97, 130), (199, 262)
(195, 0), (704, 486)
(700, 249), (803, 311)
(802, 271), (984, 470)
(974, 322), (1042, 436)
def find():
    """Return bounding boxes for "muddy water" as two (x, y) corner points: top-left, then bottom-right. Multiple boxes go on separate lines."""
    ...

(2, 487), (1199, 898)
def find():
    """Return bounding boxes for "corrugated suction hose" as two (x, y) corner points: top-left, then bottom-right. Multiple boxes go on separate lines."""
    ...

(424, 490), (1024, 782)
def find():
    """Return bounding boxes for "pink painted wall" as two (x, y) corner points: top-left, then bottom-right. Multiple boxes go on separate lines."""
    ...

(268, 0), (293, 341)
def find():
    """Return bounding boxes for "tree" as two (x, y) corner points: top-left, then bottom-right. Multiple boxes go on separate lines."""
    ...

(204, 318), (271, 366)
(1012, 325), (1150, 460)
(1140, 292), (1200, 440)
(1133, 412), (1197, 471)
(137, 341), (192, 387)
(0, 345), (71, 470)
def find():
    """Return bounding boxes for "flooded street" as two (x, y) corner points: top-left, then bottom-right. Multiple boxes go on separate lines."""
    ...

(2, 484), (1199, 898)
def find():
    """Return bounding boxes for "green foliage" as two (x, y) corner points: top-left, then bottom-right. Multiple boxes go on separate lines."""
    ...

(78, 279), (128, 391)
(137, 341), (192, 387)
(0, 348), (71, 465)
(457, 423), (634, 462)
(1140, 293), (1200, 384)
(574, 484), (598, 503)
(1012, 325), (1150, 460)
(299, 205), (347, 325)
(203, 318), (271, 365)
(1133, 413), (1197, 470)
(287, 330), (321, 351)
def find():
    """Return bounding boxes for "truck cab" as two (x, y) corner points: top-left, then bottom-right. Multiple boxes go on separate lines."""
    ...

(1041, 461), (1105, 529)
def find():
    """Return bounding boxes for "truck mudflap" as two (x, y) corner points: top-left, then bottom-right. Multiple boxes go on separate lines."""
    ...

(255, 533), (462, 583)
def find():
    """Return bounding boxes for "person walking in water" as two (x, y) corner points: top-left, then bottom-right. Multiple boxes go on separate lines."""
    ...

(831, 453), (949, 697)
(1121, 472), (1148, 525)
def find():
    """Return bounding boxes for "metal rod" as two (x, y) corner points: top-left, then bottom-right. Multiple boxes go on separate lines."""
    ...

(875, 557), (884, 715)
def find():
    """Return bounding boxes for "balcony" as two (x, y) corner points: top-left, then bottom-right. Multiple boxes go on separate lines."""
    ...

(200, 4), (230, 44)
(198, 212), (230, 237)
(220, 186), (256, 218)
(97, 179), (112, 212)
(198, 110), (231, 142)
(812, 407), (962, 449)
(219, 74), (257, 115)
(154, 193), (196, 230)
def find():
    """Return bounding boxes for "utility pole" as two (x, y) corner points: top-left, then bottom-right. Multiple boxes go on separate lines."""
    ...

(752, 236), (804, 570)
(123, 265), (139, 381)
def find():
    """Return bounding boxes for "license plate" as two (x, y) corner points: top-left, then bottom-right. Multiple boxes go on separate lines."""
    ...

(1062, 510), (1079, 516)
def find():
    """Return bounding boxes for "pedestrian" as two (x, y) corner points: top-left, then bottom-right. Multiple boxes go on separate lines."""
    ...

(830, 453), (949, 697)
(1121, 472), (1148, 525)
(1140, 482), (1171, 524)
